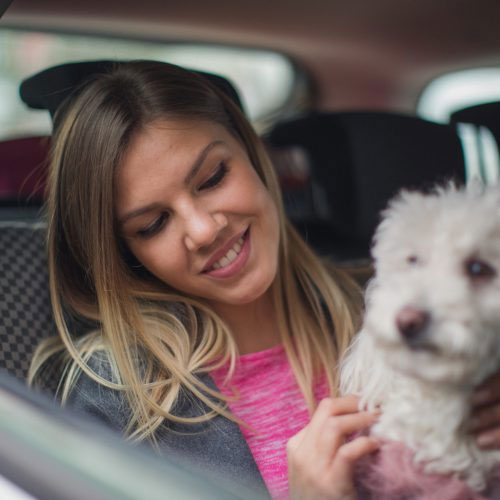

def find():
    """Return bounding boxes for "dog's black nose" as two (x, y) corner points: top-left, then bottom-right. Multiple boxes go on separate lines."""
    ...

(395, 306), (430, 342)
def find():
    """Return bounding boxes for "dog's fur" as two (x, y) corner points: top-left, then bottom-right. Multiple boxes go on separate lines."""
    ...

(340, 183), (500, 498)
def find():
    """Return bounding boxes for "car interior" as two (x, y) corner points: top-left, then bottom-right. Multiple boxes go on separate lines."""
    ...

(1, 0), (500, 497)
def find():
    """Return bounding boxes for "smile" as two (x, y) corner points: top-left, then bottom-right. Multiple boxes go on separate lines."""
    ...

(203, 228), (251, 278)
(211, 236), (244, 270)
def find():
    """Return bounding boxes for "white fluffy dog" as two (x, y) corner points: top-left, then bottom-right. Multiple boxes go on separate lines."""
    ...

(340, 183), (500, 498)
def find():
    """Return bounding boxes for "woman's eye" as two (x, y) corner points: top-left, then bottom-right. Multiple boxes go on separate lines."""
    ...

(199, 162), (228, 190)
(137, 212), (169, 238)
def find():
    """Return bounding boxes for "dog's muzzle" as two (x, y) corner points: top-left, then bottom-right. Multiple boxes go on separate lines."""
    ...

(395, 305), (431, 348)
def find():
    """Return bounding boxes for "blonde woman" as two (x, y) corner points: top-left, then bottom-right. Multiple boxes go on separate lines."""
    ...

(28, 61), (500, 499)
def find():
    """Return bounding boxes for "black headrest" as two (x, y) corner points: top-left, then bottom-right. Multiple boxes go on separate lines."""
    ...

(450, 101), (500, 139)
(19, 60), (244, 123)
(267, 111), (466, 260)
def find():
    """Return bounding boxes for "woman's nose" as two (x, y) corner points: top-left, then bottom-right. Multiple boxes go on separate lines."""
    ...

(183, 208), (227, 251)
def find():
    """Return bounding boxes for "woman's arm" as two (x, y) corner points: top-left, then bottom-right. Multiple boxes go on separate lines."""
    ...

(63, 353), (131, 433)
(287, 395), (379, 500)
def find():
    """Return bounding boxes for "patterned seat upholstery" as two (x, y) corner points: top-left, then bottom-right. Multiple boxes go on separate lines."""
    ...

(0, 221), (56, 381)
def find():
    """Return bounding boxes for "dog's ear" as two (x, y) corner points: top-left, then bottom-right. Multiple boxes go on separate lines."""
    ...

(340, 325), (391, 410)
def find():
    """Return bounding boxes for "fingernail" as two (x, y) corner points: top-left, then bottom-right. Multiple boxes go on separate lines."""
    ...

(477, 432), (496, 448)
(471, 389), (490, 406)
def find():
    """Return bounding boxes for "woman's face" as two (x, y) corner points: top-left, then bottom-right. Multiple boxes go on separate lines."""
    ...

(115, 119), (280, 308)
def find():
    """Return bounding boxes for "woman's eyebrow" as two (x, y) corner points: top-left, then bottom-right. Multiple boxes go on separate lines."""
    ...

(119, 202), (162, 226)
(183, 140), (224, 186)
(119, 140), (224, 226)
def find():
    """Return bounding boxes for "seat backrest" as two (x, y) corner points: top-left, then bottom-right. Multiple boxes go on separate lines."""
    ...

(0, 222), (55, 381)
(20, 60), (245, 123)
(267, 111), (466, 261)
(0, 135), (50, 222)
(450, 101), (500, 145)
(0, 135), (49, 202)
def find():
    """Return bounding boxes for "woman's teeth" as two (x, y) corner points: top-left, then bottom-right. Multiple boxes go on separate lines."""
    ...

(211, 237), (244, 270)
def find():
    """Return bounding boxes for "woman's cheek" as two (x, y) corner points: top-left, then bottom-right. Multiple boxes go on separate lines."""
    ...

(131, 236), (182, 283)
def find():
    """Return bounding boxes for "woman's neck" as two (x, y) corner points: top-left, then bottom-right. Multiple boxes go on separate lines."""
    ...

(209, 289), (281, 355)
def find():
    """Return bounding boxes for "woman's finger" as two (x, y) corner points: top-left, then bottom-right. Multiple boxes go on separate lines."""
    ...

(317, 395), (362, 418)
(328, 436), (380, 495)
(476, 427), (500, 449)
(288, 398), (374, 472)
(312, 410), (379, 470)
(304, 396), (375, 460)
(288, 432), (379, 500)
(287, 425), (307, 455)
(306, 395), (362, 436)
(470, 401), (500, 432)
(472, 371), (500, 407)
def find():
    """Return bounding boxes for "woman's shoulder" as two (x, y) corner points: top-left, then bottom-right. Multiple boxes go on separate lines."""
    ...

(63, 350), (132, 432)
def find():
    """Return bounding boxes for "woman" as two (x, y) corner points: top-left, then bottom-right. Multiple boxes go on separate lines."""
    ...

(29, 60), (500, 499)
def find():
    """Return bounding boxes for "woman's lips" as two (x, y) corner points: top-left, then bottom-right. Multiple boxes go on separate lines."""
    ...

(203, 228), (251, 279)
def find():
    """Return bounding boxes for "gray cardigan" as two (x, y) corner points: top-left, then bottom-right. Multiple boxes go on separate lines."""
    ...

(66, 356), (270, 499)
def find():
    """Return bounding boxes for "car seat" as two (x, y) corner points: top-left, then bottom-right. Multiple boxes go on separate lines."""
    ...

(0, 221), (55, 382)
(19, 59), (245, 124)
(0, 135), (49, 221)
(266, 111), (466, 264)
(450, 101), (500, 147)
(450, 102), (500, 184)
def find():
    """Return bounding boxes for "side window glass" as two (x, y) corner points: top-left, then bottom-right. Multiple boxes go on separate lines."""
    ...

(0, 28), (298, 140)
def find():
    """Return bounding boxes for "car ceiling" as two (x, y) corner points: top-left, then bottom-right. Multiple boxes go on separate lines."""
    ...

(3, 0), (500, 113)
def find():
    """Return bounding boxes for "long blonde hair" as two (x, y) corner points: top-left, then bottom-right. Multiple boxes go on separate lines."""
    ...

(29, 61), (362, 441)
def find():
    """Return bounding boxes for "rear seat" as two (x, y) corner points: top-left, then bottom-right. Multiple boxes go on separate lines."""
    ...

(0, 221), (54, 381)
(450, 102), (500, 184)
(0, 66), (468, 381)
(266, 111), (467, 271)
(0, 134), (52, 380)
(450, 101), (500, 147)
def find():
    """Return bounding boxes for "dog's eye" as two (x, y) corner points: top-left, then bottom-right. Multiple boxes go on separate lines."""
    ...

(464, 258), (497, 283)
(407, 255), (419, 265)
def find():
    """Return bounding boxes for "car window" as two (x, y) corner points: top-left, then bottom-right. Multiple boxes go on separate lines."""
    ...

(0, 372), (247, 499)
(0, 475), (34, 500)
(0, 28), (297, 140)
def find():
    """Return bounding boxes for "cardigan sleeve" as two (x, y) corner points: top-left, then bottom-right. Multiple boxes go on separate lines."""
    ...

(62, 354), (269, 498)
(65, 353), (131, 433)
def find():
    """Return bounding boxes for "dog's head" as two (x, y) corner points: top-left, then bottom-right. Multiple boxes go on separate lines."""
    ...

(365, 183), (500, 386)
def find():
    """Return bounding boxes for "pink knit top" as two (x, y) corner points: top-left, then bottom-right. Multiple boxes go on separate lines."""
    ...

(211, 344), (329, 499)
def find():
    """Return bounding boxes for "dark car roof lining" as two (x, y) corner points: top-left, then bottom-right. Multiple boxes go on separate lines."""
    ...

(4, 0), (500, 113)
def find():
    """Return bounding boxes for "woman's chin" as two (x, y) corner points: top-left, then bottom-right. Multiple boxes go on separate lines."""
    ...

(210, 275), (276, 308)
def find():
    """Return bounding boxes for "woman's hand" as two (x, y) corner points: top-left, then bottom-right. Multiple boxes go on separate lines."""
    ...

(287, 395), (379, 500)
(470, 370), (500, 449)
